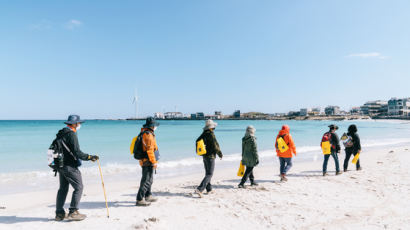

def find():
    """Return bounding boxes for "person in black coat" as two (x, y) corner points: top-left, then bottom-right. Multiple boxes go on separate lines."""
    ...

(53, 115), (99, 221)
(343, 124), (362, 171)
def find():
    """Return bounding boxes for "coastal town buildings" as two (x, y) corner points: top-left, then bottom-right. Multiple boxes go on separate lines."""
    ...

(154, 112), (165, 119)
(388, 98), (410, 116)
(300, 108), (312, 116)
(233, 110), (241, 118)
(360, 100), (388, 116)
(164, 112), (184, 119)
(324, 106), (340, 115)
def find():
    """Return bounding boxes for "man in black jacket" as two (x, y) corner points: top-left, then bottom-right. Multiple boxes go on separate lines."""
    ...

(54, 115), (99, 221)
(323, 125), (342, 176)
(195, 120), (223, 197)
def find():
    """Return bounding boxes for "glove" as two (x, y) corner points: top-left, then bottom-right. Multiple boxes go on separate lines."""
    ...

(89, 155), (99, 162)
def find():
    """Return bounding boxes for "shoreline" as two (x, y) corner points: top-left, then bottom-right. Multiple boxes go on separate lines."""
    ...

(1, 145), (410, 229)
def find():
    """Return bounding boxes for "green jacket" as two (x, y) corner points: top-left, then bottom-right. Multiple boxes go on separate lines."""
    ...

(242, 135), (258, 167)
(196, 129), (223, 159)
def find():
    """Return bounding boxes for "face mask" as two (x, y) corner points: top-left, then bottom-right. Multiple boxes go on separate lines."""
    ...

(153, 127), (157, 131)
(76, 124), (81, 131)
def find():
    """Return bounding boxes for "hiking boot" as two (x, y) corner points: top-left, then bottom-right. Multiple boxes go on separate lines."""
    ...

(336, 171), (343, 175)
(145, 195), (158, 202)
(194, 189), (203, 198)
(323, 172), (328, 176)
(55, 213), (66, 221)
(238, 184), (245, 188)
(357, 167), (362, 171)
(67, 210), (86, 221)
(344, 169), (347, 172)
(251, 182), (259, 186)
(205, 190), (214, 195)
(280, 174), (288, 182)
(136, 199), (151, 206)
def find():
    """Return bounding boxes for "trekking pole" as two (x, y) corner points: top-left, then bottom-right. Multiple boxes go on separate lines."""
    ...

(97, 159), (110, 218)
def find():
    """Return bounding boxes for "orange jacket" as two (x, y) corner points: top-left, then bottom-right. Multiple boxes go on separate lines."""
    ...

(139, 128), (159, 166)
(275, 125), (297, 158)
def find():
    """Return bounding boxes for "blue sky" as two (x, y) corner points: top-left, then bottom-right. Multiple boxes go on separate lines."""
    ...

(1, 0), (409, 119)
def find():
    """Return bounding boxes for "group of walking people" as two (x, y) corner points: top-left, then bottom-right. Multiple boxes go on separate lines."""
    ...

(49, 115), (362, 221)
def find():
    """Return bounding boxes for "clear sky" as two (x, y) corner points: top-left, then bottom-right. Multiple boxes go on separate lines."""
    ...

(1, 0), (409, 119)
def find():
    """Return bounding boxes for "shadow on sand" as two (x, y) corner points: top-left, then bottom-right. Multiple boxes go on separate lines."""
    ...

(47, 201), (135, 209)
(0, 216), (50, 224)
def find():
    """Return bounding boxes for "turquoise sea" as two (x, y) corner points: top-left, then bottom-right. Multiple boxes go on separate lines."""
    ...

(1, 119), (410, 174)
(1, 119), (410, 195)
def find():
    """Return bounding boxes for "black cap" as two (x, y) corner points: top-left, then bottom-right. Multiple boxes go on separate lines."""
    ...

(328, 124), (339, 130)
(143, 117), (160, 128)
(64, 115), (85, 125)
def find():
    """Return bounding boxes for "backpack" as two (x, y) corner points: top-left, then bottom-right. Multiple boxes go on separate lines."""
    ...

(132, 130), (151, 160)
(341, 133), (354, 148)
(276, 134), (289, 153)
(321, 132), (332, 154)
(47, 136), (75, 176)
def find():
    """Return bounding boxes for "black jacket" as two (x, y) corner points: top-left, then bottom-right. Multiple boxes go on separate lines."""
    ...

(196, 129), (223, 159)
(330, 132), (341, 153)
(55, 127), (90, 167)
(346, 132), (361, 153)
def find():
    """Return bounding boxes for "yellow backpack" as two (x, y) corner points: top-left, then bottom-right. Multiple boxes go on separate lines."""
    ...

(321, 141), (331, 155)
(130, 136), (138, 155)
(196, 139), (207, 156)
(277, 135), (289, 153)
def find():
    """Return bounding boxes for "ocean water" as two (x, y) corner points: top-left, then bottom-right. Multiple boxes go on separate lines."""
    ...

(1, 119), (410, 191)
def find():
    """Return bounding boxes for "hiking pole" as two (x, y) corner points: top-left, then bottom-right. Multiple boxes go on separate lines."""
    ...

(97, 159), (110, 218)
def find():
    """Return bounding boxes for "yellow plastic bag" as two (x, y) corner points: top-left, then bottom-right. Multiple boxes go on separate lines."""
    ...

(237, 161), (245, 177)
(321, 141), (331, 155)
(130, 136), (137, 155)
(277, 137), (289, 153)
(352, 153), (360, 164)
(196, 139), (207, 156)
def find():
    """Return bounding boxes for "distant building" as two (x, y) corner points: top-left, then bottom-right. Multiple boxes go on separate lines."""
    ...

(288, 111), (300, 116)
(190, 113), (197, 119)
(272, 113), (287, 117)
(154, 112), (165, 119)
(388, 98), (410, 116)
(196, 112), (205, 120)
(164, 112), (183, 119)
(300, 108), (312, 116)
(350, 107), (361, 115)
(214, 111), (223, 119)
(360, 100), (388, 116)
(233, 110), (241, 118)
(324, 106), (340, 116)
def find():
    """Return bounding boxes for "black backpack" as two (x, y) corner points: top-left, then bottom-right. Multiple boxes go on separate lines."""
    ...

(48, 134), (76, 175)
(133, 131), (151, 160)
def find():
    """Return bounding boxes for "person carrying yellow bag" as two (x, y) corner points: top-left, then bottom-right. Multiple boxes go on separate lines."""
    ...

(238, 126), (259, 188)
(321, 124), (342, 176)
(275, 125), (296, 182)
(343, 124), (362, 172)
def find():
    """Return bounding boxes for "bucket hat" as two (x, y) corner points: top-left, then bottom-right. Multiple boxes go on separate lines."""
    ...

(204, 119), (218, 130)
(64, 115), (85, 125)
(143, 117), (160, 128)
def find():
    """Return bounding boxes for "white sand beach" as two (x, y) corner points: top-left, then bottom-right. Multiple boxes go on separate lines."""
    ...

(1, 145), (410, 230)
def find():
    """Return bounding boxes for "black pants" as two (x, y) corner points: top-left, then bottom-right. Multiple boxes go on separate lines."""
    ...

(137, 166), (154, 201)
(56, 166), (84, 214)
(240, 166), (254, 185)
(323, 151), (340, 173)
(344, 149), (361, 170)
(197, 157), (215, 192)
